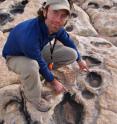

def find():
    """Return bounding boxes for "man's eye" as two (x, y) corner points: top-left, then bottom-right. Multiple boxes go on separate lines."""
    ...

(53, 10), (58, 14)
(62, 14), (68, 19)
(63, 14), (67, 18)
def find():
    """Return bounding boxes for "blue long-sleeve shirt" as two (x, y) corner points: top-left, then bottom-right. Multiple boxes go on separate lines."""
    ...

(2, 17), (81, 82)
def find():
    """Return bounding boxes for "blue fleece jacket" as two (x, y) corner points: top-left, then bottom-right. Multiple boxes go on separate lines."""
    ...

(2, 17), (81, 82)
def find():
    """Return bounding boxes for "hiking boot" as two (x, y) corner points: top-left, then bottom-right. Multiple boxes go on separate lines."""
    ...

(19, 87), (51, 112)
(30, 98), (52, 112)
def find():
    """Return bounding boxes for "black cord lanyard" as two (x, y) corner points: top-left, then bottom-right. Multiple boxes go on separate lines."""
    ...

(49, 38), (57, 61)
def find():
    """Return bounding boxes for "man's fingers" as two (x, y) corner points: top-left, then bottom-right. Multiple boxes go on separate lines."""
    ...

(80, 64), (89, 72)
(84, 67), (89, 72)
(56, 86), (68, 94)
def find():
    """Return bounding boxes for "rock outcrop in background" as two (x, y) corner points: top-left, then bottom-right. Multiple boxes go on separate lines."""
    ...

(0, 0), (117, 124)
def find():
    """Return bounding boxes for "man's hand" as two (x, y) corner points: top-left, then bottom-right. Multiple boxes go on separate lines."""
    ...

(51, 78), (67, 94)
(77, 59), (89, 72)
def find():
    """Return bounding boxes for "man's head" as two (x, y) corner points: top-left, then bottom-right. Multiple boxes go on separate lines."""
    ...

(37, 0), (73, 34)
(42, 0), (72, 34)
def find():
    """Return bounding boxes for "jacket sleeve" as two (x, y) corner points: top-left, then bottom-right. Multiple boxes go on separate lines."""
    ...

(56, 28), (81, 61)
(20, 40), (54, 82)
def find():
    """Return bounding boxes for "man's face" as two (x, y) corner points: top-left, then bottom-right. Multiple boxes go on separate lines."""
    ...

(44, 6), (69, 34)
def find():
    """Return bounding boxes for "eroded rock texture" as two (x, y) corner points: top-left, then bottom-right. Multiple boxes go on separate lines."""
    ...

(0, 0), (117, 124)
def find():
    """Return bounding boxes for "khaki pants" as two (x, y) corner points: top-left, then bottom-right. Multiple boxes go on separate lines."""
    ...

(6, 45), (77, 101)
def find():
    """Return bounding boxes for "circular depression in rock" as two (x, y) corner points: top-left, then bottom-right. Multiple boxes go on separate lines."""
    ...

(10, 5), (24, 14)
(0, 0), (5, 2)
(21, 0), (28, 5)
(65, 25), (73, 32)
(71, 12), (78, 18)
(88, 2), (99, 9)
(91, 41), (112, 48)
(103, 5), (111, 9)
(10, 1), (28, 15)
(82, 89), (95, 99)
(82, 56), (101, 66)
(53, 92), (84, 124)
(86, 72), (102, 88)
(0, 13), (11, 25)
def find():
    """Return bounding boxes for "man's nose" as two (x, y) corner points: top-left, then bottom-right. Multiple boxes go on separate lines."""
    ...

(55, 15), (61, 23)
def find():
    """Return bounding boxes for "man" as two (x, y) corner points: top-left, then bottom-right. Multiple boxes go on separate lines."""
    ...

(2, 0), (88, 112)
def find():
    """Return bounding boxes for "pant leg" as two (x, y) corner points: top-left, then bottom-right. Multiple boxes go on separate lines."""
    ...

(42, 44), (78, 69)
(6, 56), (42, 101)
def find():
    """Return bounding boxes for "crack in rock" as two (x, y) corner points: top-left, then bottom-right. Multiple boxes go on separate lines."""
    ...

(10, 0), (28, 15)
(53, 92), (84, 124)
(0, 13), (13, 25)
(4, 90), (39, 124)
(82, 55), (101, 66)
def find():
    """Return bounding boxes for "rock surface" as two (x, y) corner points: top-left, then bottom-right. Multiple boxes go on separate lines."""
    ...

(0, 0), (117, 124)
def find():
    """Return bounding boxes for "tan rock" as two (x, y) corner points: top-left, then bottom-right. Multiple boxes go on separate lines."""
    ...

(65, 4), (98, 36)
(97, 109), (117, 124)
(0, 0), (117, 124)
(0, 31), (5, 48)
(82, 0), (117, 36)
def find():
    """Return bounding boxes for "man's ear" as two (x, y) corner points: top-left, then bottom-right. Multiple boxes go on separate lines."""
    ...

(43, 9), (48, 19)
(43, 9), (46, 17)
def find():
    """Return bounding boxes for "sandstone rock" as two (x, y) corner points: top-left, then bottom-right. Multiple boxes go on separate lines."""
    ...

(65, 4), (98, 36)
(0, 31), (5, 49)
(82, 0), (113, 10)
(0, 0), (117, 124)
(103, 36), (117, 47)
(82, 0), (117, 36)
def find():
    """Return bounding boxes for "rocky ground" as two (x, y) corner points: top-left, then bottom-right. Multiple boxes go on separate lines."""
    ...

(0, 0), (117, 124)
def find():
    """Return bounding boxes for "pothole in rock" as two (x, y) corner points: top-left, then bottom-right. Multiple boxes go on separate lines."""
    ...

(21, 0), (28, 5)
(71, 12), (78, 18)
(88, 2), (99, 9)
(0, 0), (5, 2)
(0, 13), (13, 25)
(53, 92), (84, 124)
(65, 25), (74, 32)
(86, 72), (102, 88)
(112, 33), (117, 37)
(82, 89), (95, 99)
(3, 90), (39, 124)
(10, 0), (28, 15)
(103, 5), (111, 9)
(91, 41), (112, 48)
(82, 56), (101, 67)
